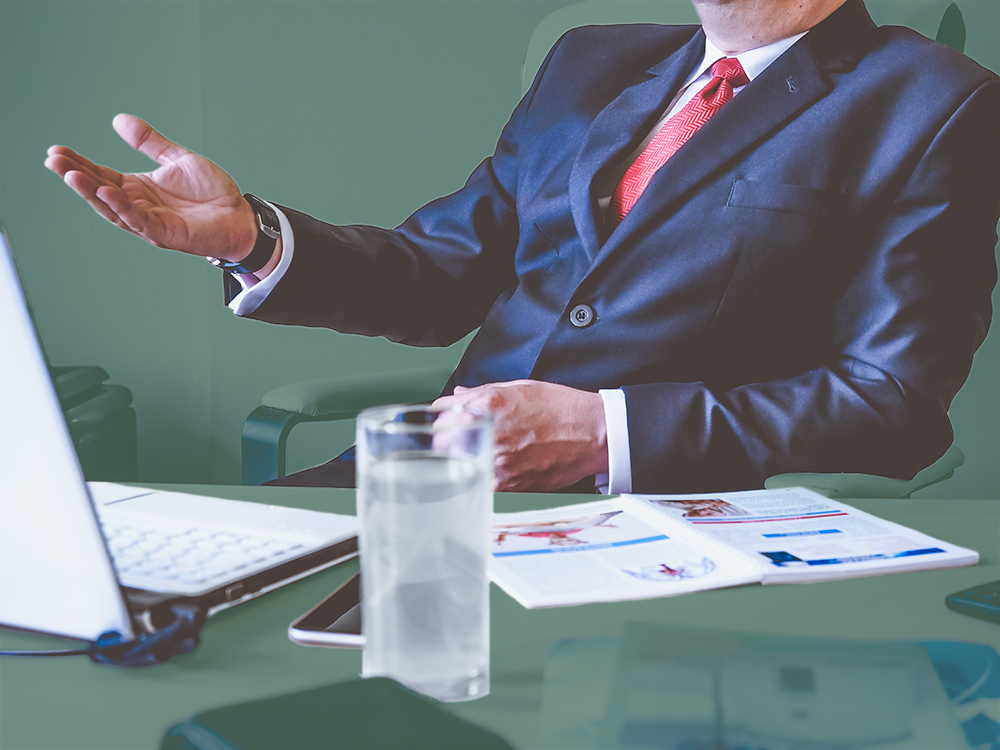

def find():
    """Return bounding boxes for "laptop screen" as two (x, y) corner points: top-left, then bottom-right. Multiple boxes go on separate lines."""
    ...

(0, 225), (134, 642)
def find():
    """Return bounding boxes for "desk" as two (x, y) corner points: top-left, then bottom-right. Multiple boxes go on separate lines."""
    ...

(1, 487), (997, 750)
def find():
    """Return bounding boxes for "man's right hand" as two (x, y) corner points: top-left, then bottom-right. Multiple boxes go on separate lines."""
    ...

(44, 114), (257, 263)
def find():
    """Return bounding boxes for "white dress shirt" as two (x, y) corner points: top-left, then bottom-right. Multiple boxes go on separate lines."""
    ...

(228, 31), (807, 493)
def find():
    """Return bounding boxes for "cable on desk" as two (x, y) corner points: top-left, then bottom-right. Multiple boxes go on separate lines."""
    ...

(0, 602), (207, 667)
(0, 648), (90, 657)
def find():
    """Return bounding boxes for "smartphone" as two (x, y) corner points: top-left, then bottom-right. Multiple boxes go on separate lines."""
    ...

(288, 572), (364, 648)
(945, 580), (1000, 625)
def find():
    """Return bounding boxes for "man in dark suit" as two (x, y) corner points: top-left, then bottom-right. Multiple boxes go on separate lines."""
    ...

(46, 0), (1000, 494)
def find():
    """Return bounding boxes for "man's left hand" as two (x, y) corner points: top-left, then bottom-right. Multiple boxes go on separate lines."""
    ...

(433, 380), (609, 492)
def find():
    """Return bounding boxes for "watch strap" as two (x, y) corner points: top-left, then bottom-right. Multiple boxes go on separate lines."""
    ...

(210, 194), (280, 275)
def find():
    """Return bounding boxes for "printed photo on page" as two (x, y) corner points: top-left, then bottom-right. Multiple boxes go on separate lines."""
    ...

(489, 500), (764, 608)
(629, 488), (979, 584)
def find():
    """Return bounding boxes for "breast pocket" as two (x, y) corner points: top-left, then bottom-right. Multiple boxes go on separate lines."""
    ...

(726, 178), (843, 217)
(710, 177), (852, 337)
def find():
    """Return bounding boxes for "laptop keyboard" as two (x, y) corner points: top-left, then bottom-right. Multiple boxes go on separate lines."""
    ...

(101, 519), (307, 591)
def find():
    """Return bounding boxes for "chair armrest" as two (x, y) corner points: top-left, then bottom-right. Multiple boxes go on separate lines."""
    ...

(763, 444), (965, 499)
(261, 365), (455, 418)
(49, 365), (111, 407)
(64, 384), (133, 445)
(242, 365), (454, 485)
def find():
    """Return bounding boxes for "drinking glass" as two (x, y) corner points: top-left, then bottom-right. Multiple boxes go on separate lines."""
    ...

(356, 404), (493, 702)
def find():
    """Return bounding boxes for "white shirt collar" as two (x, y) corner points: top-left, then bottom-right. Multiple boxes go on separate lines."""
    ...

(684, 31), (809, 87)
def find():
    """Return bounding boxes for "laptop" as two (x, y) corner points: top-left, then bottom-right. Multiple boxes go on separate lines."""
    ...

(0, 224), (358, 652)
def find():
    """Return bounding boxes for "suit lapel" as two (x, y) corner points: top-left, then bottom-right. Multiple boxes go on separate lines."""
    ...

(568, 30), (705, 262)
(585, 0), (878, 275)
(590, 41), (831, 272)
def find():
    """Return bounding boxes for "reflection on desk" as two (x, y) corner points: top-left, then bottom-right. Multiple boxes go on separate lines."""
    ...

(537, 624), (995, 749)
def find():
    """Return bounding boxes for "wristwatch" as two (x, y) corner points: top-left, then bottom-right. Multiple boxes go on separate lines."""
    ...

(208, 194), (280, 275)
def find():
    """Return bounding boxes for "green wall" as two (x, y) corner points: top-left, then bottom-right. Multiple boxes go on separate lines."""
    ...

(1, 0), (997, 497)
(1, 0), (214, 482)
(0, 0), (569, 484)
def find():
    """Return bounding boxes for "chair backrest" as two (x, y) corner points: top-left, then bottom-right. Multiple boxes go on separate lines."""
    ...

(935, 2), (966, 52)
(522, 0), (970, 94)
(522, 0), (698, 96)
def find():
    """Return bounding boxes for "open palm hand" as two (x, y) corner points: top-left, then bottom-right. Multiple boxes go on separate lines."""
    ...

(45, 114), (256, 261)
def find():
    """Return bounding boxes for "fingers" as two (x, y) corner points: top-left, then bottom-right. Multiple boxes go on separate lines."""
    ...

(45, 114), (188, 176)
(434, 384), (508, 419)
(56, 164), (165, 243)
(113, 113), (188, 166)
(45, 146), (128, 229)
(45, 145), (124, 187)
(433, 385), (529, 491)
(46, 154), (134, 233)
(63, 170), (128, 229)
(45, 146), (127, 229)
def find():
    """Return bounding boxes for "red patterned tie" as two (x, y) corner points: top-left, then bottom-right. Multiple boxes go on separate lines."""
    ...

(609, 57), (749, 226)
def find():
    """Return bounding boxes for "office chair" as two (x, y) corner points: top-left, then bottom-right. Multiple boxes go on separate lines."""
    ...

(50, 366), (138, 482)
(242, 365), (454, 485)
(242, 0), (971, 497)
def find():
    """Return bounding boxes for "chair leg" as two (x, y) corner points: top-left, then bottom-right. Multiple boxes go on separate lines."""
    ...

(242, 406), (307, 485)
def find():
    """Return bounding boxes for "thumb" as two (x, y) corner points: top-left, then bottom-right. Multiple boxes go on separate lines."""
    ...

(113, 114), (188, 166)
(453, 385), (469, 393)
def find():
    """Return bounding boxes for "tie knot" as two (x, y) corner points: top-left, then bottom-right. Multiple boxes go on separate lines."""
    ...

(710, 57), (749, 88)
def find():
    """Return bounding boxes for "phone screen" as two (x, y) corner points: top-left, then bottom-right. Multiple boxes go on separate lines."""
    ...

(288, 572), (364, 648)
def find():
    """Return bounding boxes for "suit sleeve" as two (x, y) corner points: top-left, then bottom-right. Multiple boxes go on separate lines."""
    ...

(243, 39), (566, 348)
(623, 78), (1000, 493)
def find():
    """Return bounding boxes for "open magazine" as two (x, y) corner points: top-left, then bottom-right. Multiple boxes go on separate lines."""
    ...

(489, 488), (978, 608)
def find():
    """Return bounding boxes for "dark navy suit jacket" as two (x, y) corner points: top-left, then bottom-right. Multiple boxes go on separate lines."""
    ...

(250, 0), (1000, 493)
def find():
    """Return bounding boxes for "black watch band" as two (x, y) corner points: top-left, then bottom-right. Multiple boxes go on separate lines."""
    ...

(209, 194), (280, 275)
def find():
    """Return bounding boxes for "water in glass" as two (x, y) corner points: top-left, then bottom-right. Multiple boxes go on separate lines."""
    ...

(359, 452), (491, 701)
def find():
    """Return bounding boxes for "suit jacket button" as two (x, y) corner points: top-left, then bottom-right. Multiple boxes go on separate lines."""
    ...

(569, 304), (595, 328)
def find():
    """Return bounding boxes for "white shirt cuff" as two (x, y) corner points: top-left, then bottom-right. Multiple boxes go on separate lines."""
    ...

(597, 388), (631, 494)
(228, 203), (295, 316)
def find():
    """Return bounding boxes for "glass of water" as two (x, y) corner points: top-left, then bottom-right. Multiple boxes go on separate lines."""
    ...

(356, 403), (494, 702)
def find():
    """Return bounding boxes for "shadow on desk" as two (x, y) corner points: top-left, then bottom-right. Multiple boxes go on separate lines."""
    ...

(162, 677), (513, 750)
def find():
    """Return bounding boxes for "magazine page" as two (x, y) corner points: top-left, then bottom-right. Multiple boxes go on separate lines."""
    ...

(489, 499), (766, 609)
(625, 488), (979, 584)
